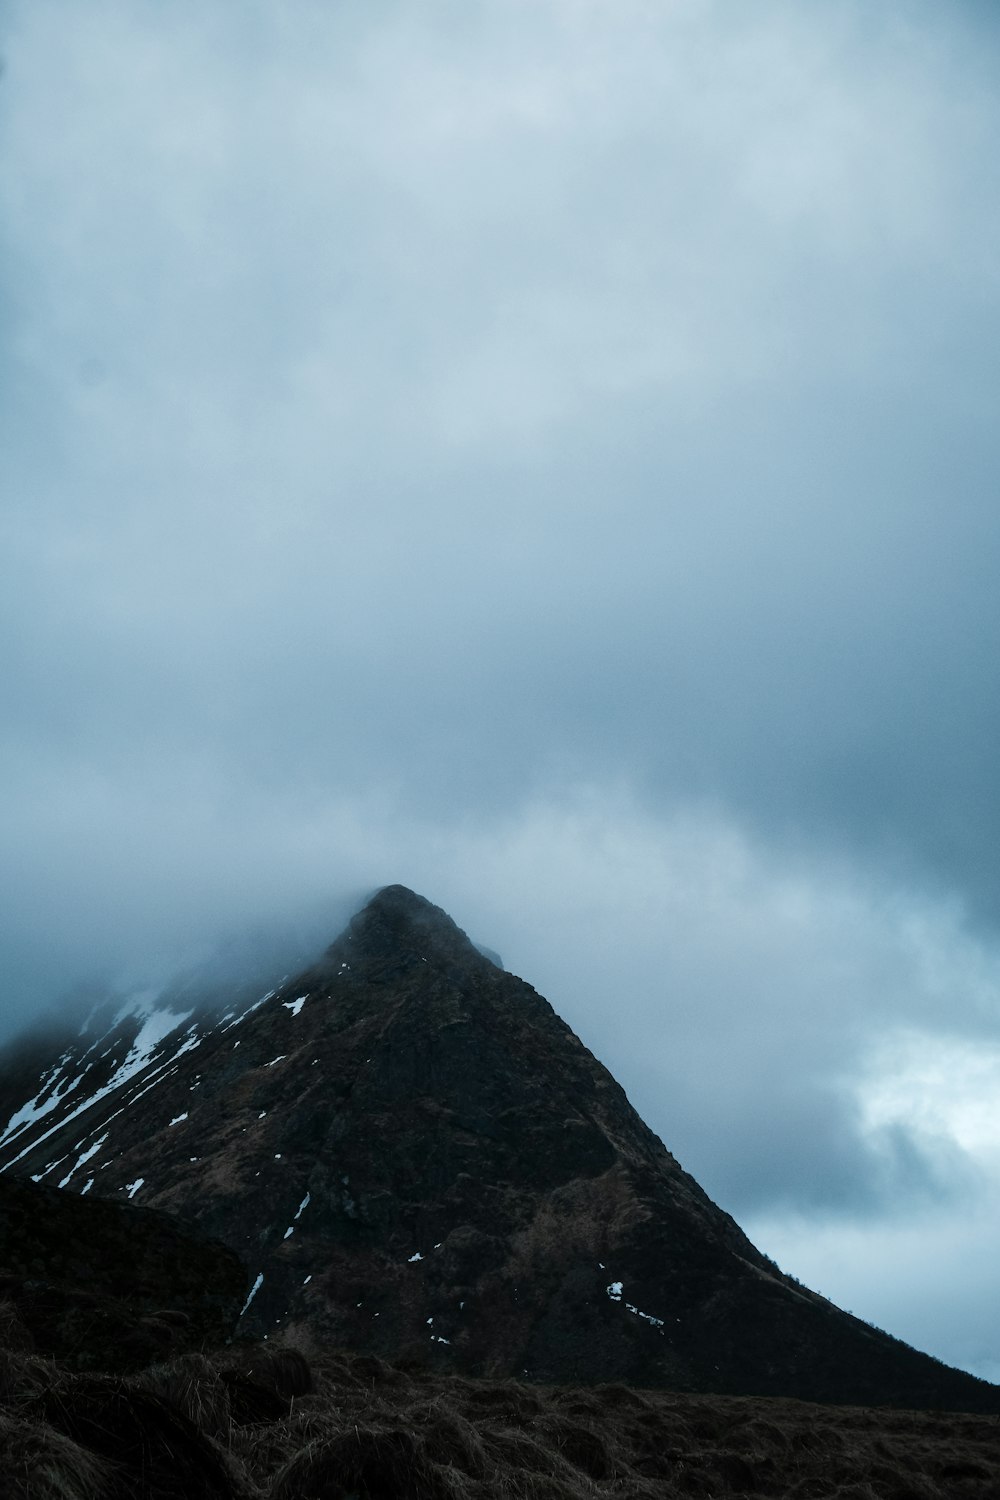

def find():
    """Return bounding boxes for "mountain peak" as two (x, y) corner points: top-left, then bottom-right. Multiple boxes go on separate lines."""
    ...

(0, 890), (996, 1410)
(328, 884), (488, 972)
(358, 883), (455, 932)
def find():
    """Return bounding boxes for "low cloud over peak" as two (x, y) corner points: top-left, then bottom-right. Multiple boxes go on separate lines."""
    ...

(3, 0), (1000, 1378)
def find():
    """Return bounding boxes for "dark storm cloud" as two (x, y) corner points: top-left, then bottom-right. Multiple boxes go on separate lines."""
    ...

(4, 0), (997, 907)
(3, 0), (1000, 1368)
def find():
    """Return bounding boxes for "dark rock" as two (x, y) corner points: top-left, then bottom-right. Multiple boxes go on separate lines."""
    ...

(0, 884), (996, 1412)
(0, 1174), (246, 1371)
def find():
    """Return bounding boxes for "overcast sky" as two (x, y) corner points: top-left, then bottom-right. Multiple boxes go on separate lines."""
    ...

(3, 0), (1000, 1379)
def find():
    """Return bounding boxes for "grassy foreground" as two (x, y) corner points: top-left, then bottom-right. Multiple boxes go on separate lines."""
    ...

(3, 1327), (1000, 1499)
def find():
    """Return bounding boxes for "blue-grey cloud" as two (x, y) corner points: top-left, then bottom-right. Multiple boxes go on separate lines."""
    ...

(3, 0), (1000, 1370)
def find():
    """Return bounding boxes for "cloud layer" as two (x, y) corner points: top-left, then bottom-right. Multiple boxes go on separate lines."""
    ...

(3, 0), (1000, 1374)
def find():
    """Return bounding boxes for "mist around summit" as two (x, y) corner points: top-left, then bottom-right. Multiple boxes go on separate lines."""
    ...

(3, 0), (1000, 1381)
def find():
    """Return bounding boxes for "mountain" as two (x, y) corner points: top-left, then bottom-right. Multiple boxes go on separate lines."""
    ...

(0, 884), (994, 1410)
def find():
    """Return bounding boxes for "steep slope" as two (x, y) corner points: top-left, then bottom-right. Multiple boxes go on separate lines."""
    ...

(0, 886), (995, 1410)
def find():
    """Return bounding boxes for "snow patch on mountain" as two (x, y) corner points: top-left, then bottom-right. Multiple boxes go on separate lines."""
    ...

(0, 1052), (85, 1147)
(283, 1192), (312, 1237)
(58, 1133), (108, 1189)
(221, 992), (275, 1034)
(241, 1272), (264, 1317)
(1, 1001), (196, 1167)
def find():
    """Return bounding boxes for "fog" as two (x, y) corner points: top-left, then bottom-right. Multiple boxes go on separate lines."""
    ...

(2, 0), (1000, 1377)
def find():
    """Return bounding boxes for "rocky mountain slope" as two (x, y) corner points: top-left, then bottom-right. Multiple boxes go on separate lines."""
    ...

(0, 885), (994, 1411)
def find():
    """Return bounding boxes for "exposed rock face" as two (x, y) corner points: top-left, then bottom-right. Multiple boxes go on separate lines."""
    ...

(0, 1172), (246, 1371)
(0, 885), (995, 1409)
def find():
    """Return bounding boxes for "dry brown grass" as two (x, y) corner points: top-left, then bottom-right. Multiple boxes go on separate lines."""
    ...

(269, 1425), (454, 1500)
(135, 1351), (234, 1441)
(10, 1371), (252, 1499)
(2, 1337), (1000, 1498)
(0, 1415), (114, 1500)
